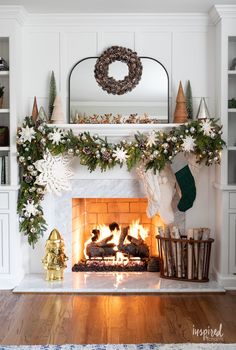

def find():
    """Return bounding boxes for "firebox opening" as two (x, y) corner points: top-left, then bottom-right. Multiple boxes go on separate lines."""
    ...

(72, 198), (164, 272)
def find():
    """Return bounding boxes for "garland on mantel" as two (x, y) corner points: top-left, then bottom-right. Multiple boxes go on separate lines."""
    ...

(17, 116), (225, 246)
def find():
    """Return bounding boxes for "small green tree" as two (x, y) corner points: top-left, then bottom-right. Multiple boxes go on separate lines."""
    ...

(185, 80), (193, 119)
(48, 71), (57, 120)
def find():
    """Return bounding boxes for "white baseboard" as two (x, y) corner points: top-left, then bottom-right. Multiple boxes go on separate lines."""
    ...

(214, 268), (236, 289)
(0, 271), (25, 290)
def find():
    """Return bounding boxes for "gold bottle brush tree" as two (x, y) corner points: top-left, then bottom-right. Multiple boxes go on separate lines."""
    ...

(42, 229), (68, 281)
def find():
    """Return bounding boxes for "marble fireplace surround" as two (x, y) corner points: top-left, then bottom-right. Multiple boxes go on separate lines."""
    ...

(50, 177), (148, 272)
(18, 168), (223, 293)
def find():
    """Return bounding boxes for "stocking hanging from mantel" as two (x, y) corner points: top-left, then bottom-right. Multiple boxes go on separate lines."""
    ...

(137, 155), (200, 223)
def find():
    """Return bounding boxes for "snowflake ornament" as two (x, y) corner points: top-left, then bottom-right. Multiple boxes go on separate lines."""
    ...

(147, 132), (156, 147)
(48, 129), (64, 145)
(23, 200), (38, 217)
(200, 119), (213, 136)
(34, 151), (74, 195)
(182, 135), (196, 152)
(19, 125), (36, 143)
(112, 147), (128, 163)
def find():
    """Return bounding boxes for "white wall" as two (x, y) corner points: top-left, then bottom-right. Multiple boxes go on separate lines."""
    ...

(21, 14), (214, 121)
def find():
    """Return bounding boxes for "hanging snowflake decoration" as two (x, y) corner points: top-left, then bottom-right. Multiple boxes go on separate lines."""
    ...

(48, 128), (64, 145)
(113, 147), (128, 163)
(200, 119), (213, 136)
(19, 125), (36, 143)
(147, 132), (156, 147)
(182, 135), (196, 152)
(23, 200), (39, 217)
(34, 151), (74, 196)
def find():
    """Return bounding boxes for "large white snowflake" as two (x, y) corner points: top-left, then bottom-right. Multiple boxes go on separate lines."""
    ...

(200, 119), (213, 136)
(112, 147), (128, 163)
(147, 132), (156, 147)
(34, 151), (74, 196)
(19, 125), (36, 143)
(23, 200), (38, 217)
(48, 129), (64, 145)
(182, 135), (196, 152)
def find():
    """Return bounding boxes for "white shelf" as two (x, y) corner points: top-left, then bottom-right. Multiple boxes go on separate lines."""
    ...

(0, 109), (9, 113)
(228, 70), (236, 75)
(228, 109), (236, 113)
(228, 146), (236, 150)
(0, 147), (10, 151)
(0, 185), (19, 191)
(47, 123), (180, 137)
(0, 71), (9, 76)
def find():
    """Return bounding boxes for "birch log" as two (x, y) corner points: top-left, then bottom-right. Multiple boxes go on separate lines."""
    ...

(187, 229), (194, 279)
(199, 228), (210, 279)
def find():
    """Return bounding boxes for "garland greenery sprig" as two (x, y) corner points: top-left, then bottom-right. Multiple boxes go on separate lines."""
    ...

(17, 116), (225, 246)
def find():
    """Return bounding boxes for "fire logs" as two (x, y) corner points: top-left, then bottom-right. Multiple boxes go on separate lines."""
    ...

(86, 224), (149, 259)
(118, 226), (149, 258)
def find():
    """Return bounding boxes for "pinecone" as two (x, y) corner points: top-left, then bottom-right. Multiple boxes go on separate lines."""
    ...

(83, 146), (91, 155)
(102, 150), (111, 162)
(138, 139), (146, 150)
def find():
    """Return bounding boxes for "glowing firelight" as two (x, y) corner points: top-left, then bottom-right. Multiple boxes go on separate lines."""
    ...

(84, 220), (149, 260)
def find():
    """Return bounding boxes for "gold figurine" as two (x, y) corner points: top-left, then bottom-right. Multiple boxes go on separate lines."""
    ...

(42, 229), (68, 281)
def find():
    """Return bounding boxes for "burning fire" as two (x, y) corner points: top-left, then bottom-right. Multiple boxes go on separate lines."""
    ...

(84, 220), (149, 260)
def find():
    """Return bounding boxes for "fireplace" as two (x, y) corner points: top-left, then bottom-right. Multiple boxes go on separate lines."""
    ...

(71, 198), (163, 271)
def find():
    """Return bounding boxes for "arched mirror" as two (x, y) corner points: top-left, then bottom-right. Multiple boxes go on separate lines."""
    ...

(69, 55), (169, 123)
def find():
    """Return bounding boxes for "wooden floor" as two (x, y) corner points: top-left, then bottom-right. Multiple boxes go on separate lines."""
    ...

(0, 292), (236, 345)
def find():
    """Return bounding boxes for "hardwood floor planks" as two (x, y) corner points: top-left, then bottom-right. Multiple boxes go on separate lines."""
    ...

(0, 292), (235, 345)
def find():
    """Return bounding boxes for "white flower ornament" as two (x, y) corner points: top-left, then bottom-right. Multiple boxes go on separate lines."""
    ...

(23, 200), (38, 217)
(19, 125), (36, 143)
(48, 129), (64, 145)
(182, 135), (196, 152)
(34, 151), (74, 196)
(147, 132), (156, 147)
(113, 147), (128, 163)
(200, 119), (213, 136)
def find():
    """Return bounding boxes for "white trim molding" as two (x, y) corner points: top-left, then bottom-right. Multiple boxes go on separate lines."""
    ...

(0, 6), (211, 28)
(0, 5), (28, 26)
(209, 5), (236, 25)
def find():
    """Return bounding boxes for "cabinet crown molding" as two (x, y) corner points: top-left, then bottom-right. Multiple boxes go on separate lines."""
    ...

(0, 5), (28, 25)
(209, 5), (236, 25)
(0, 6), (211, 28)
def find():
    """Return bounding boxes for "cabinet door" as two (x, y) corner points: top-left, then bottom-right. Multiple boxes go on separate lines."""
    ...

(0, 214), (9, 274)
(229, 213), (236, 274)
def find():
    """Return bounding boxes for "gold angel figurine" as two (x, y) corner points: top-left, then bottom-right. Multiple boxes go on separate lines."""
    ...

(42, 229), (68, 281)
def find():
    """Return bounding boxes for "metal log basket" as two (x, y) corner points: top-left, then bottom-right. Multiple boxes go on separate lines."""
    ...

(156, 235), (214, 282)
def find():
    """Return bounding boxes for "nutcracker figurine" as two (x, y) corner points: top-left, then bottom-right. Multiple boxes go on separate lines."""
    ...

(42, 229), (68, 281)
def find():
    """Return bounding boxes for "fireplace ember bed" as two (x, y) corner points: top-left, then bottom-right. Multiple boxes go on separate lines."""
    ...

(72, 198), (162, 272)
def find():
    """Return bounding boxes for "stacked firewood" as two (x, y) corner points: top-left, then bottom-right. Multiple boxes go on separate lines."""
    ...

(157, 226), (212, 281)
(86, 222), (149, 259)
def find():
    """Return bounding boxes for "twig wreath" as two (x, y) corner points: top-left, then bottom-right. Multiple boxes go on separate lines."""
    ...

(94, 46), (143, 95)
(17, 116), (225, 246)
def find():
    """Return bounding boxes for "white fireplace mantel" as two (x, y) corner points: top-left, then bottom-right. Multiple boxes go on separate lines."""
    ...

(47, 123), (179, 137)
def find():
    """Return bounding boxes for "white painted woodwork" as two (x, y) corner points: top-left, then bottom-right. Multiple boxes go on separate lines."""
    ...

(212, 4), (236, 287)
(229, 213), (236, 274)
(0, 213), (9, 273)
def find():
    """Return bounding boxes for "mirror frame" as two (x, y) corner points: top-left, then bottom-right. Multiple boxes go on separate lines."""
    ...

(68, 56), (170, 123)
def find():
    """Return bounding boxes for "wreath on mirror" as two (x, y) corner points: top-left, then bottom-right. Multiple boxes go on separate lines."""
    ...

(94, 46), (143, 95)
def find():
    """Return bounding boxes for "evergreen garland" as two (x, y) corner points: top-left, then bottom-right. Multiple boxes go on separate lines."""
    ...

(185, 80), (193, 119)
(17, 116), (225, 247)
(48, 71), (57, 120)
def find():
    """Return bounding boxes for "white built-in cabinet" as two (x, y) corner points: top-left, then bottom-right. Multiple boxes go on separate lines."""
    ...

(229, 212), (236, 273)
(0, 9), (24, 289)
(211, 5), (236, 288)
(0, 212), (9, 274)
